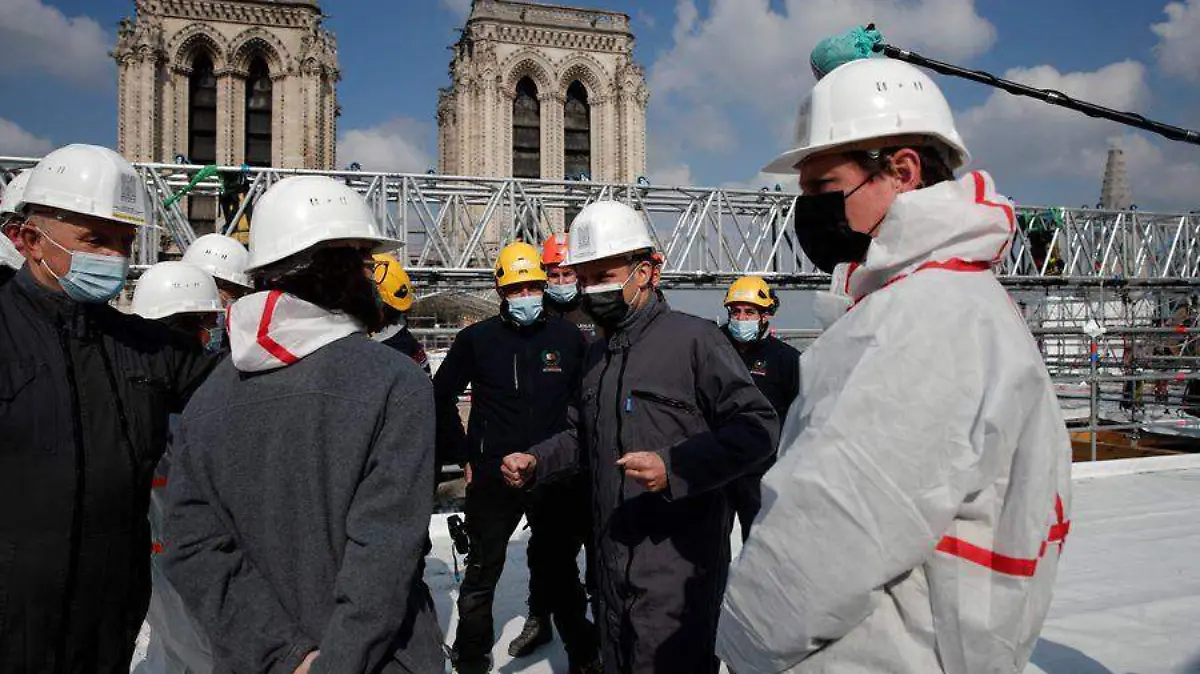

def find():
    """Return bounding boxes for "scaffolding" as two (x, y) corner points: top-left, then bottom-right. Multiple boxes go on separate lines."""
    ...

(4, 159), (1200, 288)
(5, 158), (1200, 456)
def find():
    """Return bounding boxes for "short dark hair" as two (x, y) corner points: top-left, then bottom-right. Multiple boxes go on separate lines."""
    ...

(255, 246), (385, 333)
(847, 144), (955, 188)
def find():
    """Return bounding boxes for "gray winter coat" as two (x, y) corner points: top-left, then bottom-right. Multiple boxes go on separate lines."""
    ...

(162, 334), (445, 674)
(531, 293), (779, 674)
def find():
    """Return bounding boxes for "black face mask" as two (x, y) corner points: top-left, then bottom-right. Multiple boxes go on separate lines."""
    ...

(580, 264), (644, 327)
(581, 289), (628, 326)
(794, 176), (879, 274)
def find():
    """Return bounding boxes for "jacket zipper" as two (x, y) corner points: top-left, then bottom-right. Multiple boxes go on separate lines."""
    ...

(53, 324), (86, 674)
(630, 389), (698, 415)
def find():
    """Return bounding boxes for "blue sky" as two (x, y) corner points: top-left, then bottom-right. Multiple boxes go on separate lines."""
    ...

(2, 0), (1199, 212)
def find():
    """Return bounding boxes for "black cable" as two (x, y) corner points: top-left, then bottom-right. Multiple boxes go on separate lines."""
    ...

(872, 43), (1200, 146)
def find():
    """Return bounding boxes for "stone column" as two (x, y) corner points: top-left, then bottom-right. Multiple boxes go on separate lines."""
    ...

(541, 90), (565, 181)
(169, 64), (191, 162)
(479, 76), (499, 176)
(216, 67), (242, 166)
(590, 94), (611, 182)
(455, 80), (474, 176)
(119, 53), (160, 161)
(322, 75), (337, 170)
(615, 92), (641, 183)
(279, 73), (301, 168)
(300, 69), (321, 168)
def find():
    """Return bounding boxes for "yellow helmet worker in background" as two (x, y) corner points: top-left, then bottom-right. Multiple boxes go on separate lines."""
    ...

(494, 241), (548, 289)
(375, 252), (414, 312)
(372, 252), (428, 375)
(720, 275), (799, 543)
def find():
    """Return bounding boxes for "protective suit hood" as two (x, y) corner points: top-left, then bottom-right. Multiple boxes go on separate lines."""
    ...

(228, 290), (363, 372)
(813, 171), (1013, 328)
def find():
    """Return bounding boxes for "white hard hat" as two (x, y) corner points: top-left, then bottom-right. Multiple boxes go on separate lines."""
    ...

(182, 233), (252, 288)
(131, 261), (223, 320)
(1, 170), (31, 217)
(22, 144), (149, 226)
(764, 58), (970, 174)
(564, 201), (656, 266)
(245, 175), (400, 271)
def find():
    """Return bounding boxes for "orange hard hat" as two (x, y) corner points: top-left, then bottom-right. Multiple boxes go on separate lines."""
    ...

(542, 233), (568, 266)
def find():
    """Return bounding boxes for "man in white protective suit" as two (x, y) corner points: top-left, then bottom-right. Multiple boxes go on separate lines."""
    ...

(716, 57), (1073, 674)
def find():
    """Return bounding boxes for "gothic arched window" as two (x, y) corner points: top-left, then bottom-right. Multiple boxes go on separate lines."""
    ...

(512, 77), (541, 179)
(564, 80), (591, 179)
(244, 57), (273, 167)
(187, 53), (217, 164)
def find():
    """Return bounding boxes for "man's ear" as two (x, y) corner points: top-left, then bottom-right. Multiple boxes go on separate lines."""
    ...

(889, 148), (924, 192)
(18, 222), (45, 262)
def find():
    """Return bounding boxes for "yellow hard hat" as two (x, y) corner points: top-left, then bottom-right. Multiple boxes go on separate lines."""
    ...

(495, 242), (548, 288)
(725, 276), (778, 313)
(374, 253), (414, 312)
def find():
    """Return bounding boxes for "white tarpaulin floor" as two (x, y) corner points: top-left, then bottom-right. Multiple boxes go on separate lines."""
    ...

(133, 456), (1200, 673)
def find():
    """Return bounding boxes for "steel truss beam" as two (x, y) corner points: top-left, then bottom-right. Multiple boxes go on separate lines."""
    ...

(5, 158), (1200, 293)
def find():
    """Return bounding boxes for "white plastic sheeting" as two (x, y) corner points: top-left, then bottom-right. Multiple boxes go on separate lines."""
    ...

(1027, 461), (1200, 674)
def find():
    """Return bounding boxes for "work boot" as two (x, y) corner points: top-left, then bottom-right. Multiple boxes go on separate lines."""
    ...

(507, 614), (553, 657)
(568, 659), (603, 674)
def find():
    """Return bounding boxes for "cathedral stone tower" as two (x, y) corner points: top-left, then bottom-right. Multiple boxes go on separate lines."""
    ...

(437, 0), (648, 183)
(113, 0), (340, 171)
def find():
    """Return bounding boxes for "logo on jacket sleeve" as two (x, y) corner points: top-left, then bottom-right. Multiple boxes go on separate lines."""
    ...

(541, 349), (563, 373)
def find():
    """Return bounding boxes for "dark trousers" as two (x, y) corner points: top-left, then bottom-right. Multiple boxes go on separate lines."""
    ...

(726, 473), (764, 542)
(454, 480), (597, 663)
(527, 475), (594, 616)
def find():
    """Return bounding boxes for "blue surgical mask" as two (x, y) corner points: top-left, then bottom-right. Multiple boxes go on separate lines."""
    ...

(545, 282), (578, 304)
(39, 228), (129, 303)
(729, 319), (762, 343)
(507, 294), (544, 326)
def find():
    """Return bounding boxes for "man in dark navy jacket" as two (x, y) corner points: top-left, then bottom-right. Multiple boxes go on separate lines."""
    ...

(721, 276), (801, 540)
(435, 241), (599, 674)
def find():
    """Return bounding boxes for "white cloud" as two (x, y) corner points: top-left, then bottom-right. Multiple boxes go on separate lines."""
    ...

(650, 0), (996, 120)
(721, 172), (793, 192)
(646, 0), (996, 186)
(648, 162), (695, 186)
(337, 117), (433, 173)
(0, 0), (112, 89)
(0, 117), (53, 157)
(1095, 134), (1200, 211)
(439, 0), (472, 20)
(956, 61), (1151, 186)
(635, 9), (657, 30)
(953, 60), (1200, 210)
(1152, 0), (1200, 81)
